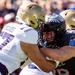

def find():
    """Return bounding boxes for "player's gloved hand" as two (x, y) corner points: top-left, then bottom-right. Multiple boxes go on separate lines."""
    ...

(69, 36), (75, 46)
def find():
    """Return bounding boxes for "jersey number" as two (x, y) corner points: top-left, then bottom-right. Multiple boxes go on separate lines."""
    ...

(53, 69), (69, 75)
(0, 32), (14, 49)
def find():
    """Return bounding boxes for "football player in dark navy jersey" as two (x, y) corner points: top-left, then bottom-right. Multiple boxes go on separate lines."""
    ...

(52, 9), (75, 75)
(40, 12), (75, 75)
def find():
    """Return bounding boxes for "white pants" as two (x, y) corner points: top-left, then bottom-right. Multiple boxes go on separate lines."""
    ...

(19, 63), (53, 75)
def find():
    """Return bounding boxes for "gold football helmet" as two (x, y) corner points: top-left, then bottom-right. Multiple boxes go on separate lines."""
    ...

(16, 2), (45, 29)
(60, 9), (75, 30)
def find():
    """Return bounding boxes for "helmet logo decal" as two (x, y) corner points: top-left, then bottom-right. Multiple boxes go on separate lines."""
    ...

(45, 13), (64, 23)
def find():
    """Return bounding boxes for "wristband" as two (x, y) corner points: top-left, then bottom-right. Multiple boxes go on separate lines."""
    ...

(54, 60), (60, 68)
(46, 57), (60, 68)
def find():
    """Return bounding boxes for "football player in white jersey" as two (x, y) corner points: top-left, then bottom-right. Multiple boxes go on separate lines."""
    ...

(0, 2), (57, 75)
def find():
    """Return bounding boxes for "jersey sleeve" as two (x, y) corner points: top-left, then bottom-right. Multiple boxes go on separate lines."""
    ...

(17, 29), (38, 44)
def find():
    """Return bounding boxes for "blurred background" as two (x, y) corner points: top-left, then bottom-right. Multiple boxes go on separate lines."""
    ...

(0, 0), (75, 31)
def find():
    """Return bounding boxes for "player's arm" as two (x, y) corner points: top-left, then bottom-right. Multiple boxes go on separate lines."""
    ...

(20, 42), (56, 72)
(40, 46), (75, 62)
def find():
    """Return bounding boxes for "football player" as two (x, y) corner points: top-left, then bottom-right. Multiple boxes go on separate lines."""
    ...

(0, 2), (56, 75)
(52, 9), (75, 75)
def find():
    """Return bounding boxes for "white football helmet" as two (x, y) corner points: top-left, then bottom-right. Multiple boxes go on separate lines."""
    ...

(16, 2), (45, 29)
(60, 9), (75, 30)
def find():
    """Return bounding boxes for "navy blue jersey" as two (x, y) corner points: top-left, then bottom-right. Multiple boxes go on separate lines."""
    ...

(53, 31), (75, 75)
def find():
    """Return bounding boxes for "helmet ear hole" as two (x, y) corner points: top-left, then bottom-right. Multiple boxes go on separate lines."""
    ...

(30, 21), (35, 24)
(70, 25), (75, 30)
(65, 13), (67, 16)
(28, 6), (33, 9)
(70, 25), (75, 27)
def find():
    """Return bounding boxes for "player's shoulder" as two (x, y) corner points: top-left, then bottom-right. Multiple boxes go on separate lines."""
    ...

(20, 23), (38, 34)
(66, 29), (75, 34)
(5, 22), (19, 26)
(64, 31), (75, 39)
(24, 27), (38, 37)
(62, 30), (75, 45)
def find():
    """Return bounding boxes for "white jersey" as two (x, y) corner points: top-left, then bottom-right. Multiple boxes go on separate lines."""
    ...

(0, 22), (38, 74)
(20, 63), (53, 75)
